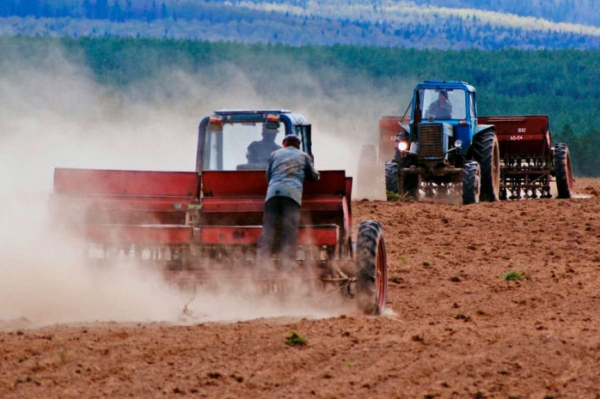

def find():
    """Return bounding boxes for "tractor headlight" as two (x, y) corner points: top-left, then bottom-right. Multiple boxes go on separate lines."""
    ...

(397, 140), (409, 152)
(454, 139), (462, 148)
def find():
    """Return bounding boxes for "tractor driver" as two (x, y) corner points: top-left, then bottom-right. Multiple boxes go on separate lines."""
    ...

(246, 124), (282, 164)
(425, 90), (453, 119)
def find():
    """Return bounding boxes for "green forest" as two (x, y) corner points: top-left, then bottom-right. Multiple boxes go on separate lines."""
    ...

(2, 36), (600, 176)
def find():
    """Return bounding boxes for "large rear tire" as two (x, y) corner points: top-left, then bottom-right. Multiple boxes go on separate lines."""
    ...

(472, 130), (500, 202)
(554, 143), (573, 199)
(385, 160), (399, 194)
(355, 220), (388, 315)
(462, 161), (480, 205)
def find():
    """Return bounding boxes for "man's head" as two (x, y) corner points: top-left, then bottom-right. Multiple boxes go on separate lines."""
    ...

(438, 90), (449, 104)
(262, 124), (279, 142)
(282, 134), (301, 149)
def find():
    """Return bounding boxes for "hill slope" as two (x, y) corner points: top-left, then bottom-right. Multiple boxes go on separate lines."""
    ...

(2, 0), (600, 49)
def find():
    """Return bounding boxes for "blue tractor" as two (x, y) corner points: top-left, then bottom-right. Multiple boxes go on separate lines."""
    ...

(385, 80), (500, 204)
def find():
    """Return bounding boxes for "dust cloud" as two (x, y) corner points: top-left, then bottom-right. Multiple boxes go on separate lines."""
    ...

(0, 44), (405, 328)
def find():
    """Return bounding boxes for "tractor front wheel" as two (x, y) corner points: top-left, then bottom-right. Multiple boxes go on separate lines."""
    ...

(554, 143), (573, 199)
(385, 160), (399, 194)
(355, 220), (388, 315)
(462, 161), (480, 205)
(472, 130), (500, 202)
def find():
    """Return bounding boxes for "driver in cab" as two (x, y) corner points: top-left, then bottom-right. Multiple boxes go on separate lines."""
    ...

(246, 124), (282, 164)
(425, 90), (453, 119)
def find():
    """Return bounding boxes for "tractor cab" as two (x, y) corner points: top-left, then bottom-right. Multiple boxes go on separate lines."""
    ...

(196, 109), (312, 172)
(400, 80), (478, 158)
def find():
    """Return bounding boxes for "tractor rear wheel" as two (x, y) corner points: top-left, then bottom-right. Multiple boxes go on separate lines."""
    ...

(472, 130), (500, 202)
(355, 220), (388, 315)
(462, 161), (480, 205)
(385, 160), (399, 194)
(554, 143), (573, 199)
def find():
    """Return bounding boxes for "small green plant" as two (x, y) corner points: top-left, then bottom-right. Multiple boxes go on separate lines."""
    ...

(386, 191), (414, 202)
(423, 260), (433, 267)
(386, 191), (401, 201)
(399, 254), (407, 264)
(285, 330), (308, 347)
(500, 269), (525, 281)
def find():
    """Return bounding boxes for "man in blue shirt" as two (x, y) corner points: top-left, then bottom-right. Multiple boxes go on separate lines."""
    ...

(257, 133), (320, 272)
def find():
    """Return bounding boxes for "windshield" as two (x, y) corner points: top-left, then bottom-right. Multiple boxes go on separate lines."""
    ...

(420, 88), (467, 120)
(203, 122), (288, 171)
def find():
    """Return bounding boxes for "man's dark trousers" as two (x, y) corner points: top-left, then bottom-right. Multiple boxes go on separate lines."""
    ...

(257, 196), (301, 272)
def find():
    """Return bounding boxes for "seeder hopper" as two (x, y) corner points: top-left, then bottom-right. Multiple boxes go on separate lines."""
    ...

(50, 110), (388, 315)
(480, 115), (573, 200)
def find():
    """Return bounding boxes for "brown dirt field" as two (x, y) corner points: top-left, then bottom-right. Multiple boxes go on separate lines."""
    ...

(2, 178), (600, 399)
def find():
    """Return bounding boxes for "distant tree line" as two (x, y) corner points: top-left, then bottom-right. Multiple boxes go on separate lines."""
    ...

(0, 0), (168, 21)
(1, 36), (599, 175)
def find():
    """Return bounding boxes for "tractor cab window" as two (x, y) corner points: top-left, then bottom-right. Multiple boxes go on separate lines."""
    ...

(420, 88), (467, 120)
(203, 121), (301, 171)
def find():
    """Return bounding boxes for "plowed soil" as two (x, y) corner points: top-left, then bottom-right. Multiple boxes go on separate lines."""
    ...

(2, 179), (600, 399)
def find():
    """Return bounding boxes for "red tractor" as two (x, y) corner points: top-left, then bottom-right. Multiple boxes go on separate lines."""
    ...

(377, 81), (573, 202)
(50, 110), (388, 315)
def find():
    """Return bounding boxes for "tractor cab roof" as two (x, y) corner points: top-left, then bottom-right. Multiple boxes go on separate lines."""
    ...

(211, 109), (309, 127)
(214, 109), (291, 115)
(416, 80), (476, 94)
